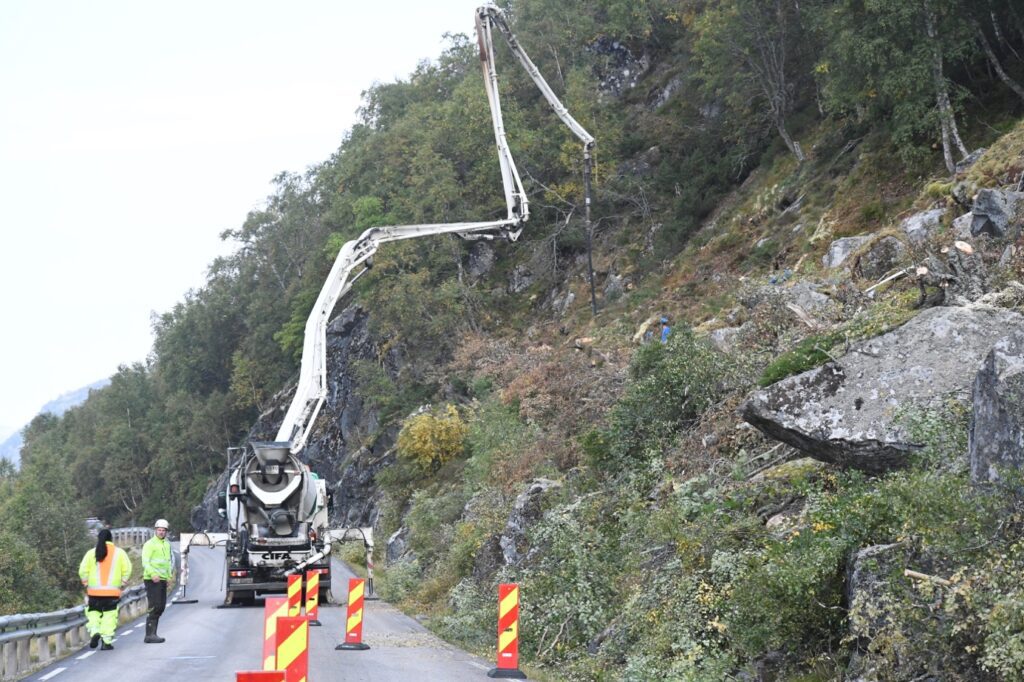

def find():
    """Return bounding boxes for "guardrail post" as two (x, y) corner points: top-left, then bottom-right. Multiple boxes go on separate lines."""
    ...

(70, 624), (83, 647)
(36, 634), (51, 664)
(54, 630), (66, 658)
(16, 638), (29, 673)
(2, 641), (14, 679)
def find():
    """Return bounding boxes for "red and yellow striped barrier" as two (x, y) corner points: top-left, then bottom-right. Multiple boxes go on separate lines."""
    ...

(305, 570), (321, 626)
(275, 616), (309, 682)
(262, 597), (288, 671)
(335, 577), (370, 650)
(488, 583), (526, 679)
(287, 574), (303, 617)
(236, 672), (285, 682)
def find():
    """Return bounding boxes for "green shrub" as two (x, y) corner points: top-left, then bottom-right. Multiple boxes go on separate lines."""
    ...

(591, 328), (749, 472)
(464, 398), (535, 489)
(405, 486), (470, 566)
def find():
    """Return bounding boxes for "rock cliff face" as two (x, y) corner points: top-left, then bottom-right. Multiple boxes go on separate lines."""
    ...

(970, 329), (1024, 483)
(740, 306), (1024, 473)
(190, 304), (399, 531)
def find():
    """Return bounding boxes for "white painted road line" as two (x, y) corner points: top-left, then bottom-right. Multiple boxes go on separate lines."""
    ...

(468, 661), (489, 670)
(39, 668), (66, 680)
(75, 651), (95, 660)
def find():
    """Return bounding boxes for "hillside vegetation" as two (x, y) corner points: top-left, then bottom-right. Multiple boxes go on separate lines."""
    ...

(7, 0), (1024, 678)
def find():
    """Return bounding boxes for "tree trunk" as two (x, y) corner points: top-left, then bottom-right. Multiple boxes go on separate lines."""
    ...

(977, 25), (1024, 102)
(775, 115), (806, 163)
(925, 4), (967, 173)
(991, 8), (1024, 62)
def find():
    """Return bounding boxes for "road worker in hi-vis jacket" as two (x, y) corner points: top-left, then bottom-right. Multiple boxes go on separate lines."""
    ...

(141, 518), (173, 643)
(78, 528), (132, 650)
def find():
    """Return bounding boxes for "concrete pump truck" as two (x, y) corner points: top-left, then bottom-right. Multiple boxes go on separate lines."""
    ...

(206, 3), (594, 605)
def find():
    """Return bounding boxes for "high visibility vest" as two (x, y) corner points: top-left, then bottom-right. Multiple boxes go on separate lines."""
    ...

(142, 536), (172, 580)
(79, 543), (132, 597)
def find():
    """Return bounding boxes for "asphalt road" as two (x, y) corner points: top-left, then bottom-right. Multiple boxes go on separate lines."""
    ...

(23, 543), (504, 681)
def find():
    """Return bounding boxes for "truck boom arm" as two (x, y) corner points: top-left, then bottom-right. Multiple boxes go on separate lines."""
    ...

(276, 3), (594, 452)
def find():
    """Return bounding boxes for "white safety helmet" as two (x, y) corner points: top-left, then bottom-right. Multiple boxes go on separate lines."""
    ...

(154, 519), (170, 529)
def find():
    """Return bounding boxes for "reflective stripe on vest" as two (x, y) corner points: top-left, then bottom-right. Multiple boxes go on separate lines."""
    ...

(87, 544), (122, 597)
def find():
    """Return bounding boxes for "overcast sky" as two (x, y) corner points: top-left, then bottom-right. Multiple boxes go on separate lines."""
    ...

(0, 0), (482, 437)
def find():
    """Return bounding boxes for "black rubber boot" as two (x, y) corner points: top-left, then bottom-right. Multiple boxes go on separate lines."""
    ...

(144, 617), (165, 644)
(101, 642), (114, 650)
(89, 633), (101, 649)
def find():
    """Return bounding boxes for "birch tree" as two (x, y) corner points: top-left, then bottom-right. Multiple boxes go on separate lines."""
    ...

(697, 0), (810, 163)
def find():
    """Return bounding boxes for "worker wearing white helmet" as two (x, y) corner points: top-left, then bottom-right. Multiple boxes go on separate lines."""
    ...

(141, 518), (172, 643)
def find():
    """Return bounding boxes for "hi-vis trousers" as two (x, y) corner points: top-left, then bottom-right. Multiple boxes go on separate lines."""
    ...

(86, 596), (119, 644)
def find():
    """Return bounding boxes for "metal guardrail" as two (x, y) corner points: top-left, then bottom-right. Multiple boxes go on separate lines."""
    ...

(110, 526), (153, 547)
(0, 584), (148, 680)
(0, 526), (159, 680)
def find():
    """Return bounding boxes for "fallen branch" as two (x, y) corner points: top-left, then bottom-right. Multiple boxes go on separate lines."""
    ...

(904, 569), (952, 587)
(865, 268), (910, 295)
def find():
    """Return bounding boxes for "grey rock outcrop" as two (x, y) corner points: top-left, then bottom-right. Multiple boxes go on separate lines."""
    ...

(740, 306), (1024, 473)
(386, 526), (413, 565)
(604, 273), (625, 300)
(901, 208), (945, 244)
(589, 37), (648, 97)
(740, 281), (835, 317)
(857, 236), (908, 280)
(952, 213), (973, 240)
(508, 264), (534, 294)
(970, 330), (1024, 483)
(467, 241), (495, 280)
(955, 147), (986, 174)
(846, 543), (916, 681)
(823, 236), (871, 269)
(970, 189), (1024, 238)
(499, 478), (562, 565)
(649, 77), (682, 110)
(552, 291), (575, 317)
(709, 326), (742, 353)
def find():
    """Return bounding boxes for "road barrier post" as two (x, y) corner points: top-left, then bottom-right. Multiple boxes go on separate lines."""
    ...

(305, 570), (321, 626)
(488, 583), (527, 679)
(287, 574), (303, 617)
(262, 597), (288, 671)
(275, 616), (308, 682)
(335, 577), (370, 650)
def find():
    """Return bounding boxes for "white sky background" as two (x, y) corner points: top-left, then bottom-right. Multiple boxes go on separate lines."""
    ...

(0, 0), (483, 437)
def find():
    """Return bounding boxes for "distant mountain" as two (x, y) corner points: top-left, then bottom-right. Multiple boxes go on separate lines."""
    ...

(0, 378), (110, 467)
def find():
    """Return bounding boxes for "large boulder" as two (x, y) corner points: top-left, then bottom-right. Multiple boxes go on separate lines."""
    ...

(857, 236), (909, 280)
(901, 208), (945, 244)
(970, 189), (1024, 239)
(970, 330), (1024, 483)
(740, 306), (1024, 473)
(823, 236), (871, 269)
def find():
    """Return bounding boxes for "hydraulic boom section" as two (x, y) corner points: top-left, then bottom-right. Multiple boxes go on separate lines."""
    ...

(275, 2), (595, 455)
